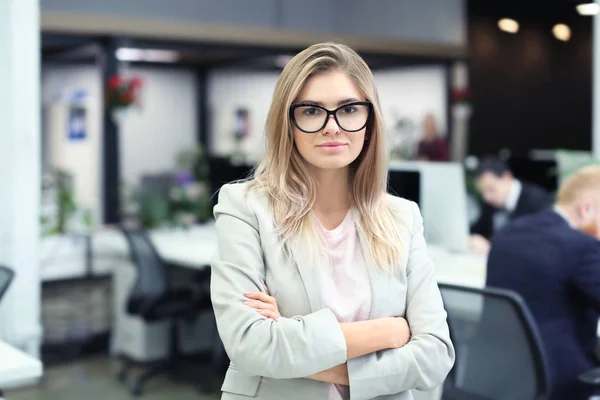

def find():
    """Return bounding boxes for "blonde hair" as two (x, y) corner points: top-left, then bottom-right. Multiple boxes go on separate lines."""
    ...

(557, 165), (600, 205)
(249, 42), (405, 271)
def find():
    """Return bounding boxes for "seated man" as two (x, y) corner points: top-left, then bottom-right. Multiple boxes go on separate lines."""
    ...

(487, 166), (600, 399)
(470, 156), (551, 252)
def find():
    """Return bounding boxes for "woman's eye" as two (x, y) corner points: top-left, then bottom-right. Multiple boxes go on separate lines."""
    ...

(341, 105), (357, 114)
(303, 107), (321, 116)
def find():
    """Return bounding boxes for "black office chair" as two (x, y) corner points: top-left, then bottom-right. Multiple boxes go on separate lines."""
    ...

(439, 283), (551, 400)
(117, 229), (213, 396)
(0, 265), (15, 303)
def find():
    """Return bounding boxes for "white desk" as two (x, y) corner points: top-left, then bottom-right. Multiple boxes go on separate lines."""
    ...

(0, 342), (43, 390)
(149, 224), (217, 269)
(93, 223), (487, 286)
(91, 223), (217, 271)
(429, 246), (487, 289)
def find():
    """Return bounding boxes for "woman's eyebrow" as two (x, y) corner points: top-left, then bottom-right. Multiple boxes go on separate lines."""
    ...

(295, 98), (361, 106)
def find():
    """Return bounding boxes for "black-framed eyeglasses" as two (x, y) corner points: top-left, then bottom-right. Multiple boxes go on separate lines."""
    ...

(289, 101), (373, 134)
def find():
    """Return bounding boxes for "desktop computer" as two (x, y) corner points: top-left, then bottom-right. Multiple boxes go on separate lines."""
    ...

(388, 170), (421, 206)
(389, 161), (470, 252)
(208, 157), (255, 207)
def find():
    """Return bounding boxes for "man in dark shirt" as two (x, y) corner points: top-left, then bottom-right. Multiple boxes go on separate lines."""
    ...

(487, 166), (600, 399)
(470, 156), (551, 252)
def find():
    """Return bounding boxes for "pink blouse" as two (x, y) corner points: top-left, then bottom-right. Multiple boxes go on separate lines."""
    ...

(314, 211), (372, 400)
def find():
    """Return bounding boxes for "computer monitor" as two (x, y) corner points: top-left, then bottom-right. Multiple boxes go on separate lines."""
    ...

(208, 157), (256, 207)
(388, 170), (421, 207)
(389, 161), (470, 252)
(506, 157), (557, 194)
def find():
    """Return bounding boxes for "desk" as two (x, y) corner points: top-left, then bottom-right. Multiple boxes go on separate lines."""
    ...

(429, 246), (487, 289)
(92, 223), (486, 282)
(149, 224), (217, 269)
(0, 342), (43, 391)
(92, 223), (217, 271)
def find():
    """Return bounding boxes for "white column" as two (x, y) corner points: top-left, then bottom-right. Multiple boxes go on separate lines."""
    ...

(0, 0), (42, 357)
(594, 13), (600, 157)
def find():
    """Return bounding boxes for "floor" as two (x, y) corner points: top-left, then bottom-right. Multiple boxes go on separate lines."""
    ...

(5, 357), (221, 400)
(4, 356), (439, 400)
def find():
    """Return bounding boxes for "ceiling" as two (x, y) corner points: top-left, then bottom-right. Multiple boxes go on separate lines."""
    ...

(41, 34), (450, 70)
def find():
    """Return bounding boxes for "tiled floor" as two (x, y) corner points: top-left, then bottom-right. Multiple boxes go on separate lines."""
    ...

(5, 357), (221, 400)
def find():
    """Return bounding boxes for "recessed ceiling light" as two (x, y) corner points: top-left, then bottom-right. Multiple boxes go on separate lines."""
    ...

(116, 48), (179, 63)
(498, 18), (519, 34)
(552, 24), (571, 41)
(576, 2), (600, 16)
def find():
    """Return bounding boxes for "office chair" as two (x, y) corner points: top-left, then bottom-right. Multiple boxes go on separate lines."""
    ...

(116, 229), (213, 397)
(0, 265), (15, 303)
(439, 283), (551, 400)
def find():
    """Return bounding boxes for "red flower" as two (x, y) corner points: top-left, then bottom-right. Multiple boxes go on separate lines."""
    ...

(107, 76), (122, 89)
(130, 77), (143, 89)
(121, 91), (135, 104)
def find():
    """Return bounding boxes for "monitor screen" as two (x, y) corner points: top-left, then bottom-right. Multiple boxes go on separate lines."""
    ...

(208, 157), (255, 206)
(507, 158), (557, 193)
(387, 170), (420, 206)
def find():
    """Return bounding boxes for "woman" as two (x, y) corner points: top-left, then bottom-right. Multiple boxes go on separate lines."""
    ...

(416, 113), (450, 162)
(211, 43), (455, 400)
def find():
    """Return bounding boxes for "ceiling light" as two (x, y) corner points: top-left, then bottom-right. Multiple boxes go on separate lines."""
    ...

(576, 2), (600, 16)
(116, 48), (179, 63)
(498, 18), (519, 34)
(552, 24), (571, 41)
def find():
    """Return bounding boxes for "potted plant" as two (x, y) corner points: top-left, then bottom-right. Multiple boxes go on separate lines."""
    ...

(105, 75), (143, 123)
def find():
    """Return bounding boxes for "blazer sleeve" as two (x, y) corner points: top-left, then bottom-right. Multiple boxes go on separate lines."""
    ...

(210, 184), (347, 379)
(571, 240), (600, 312)
(470, 202), (493, 239)
(346, 202), (456, 400)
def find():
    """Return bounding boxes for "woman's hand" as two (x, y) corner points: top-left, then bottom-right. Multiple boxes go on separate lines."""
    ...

(244, 282), (281, 320)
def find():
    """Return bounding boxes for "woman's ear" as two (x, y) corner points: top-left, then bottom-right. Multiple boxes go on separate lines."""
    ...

(579, 200), (594, 221)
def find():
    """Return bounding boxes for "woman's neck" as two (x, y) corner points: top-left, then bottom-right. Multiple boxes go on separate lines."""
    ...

(309, 167), (352, 214)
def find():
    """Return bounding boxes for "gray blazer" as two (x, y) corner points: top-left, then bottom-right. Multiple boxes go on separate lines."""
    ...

(211, 182), (455, 400)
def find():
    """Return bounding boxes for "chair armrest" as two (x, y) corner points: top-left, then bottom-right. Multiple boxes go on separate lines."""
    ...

(578, 367), (600, 386)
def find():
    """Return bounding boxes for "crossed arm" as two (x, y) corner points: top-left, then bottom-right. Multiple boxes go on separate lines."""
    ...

(244, 289), (412, 385)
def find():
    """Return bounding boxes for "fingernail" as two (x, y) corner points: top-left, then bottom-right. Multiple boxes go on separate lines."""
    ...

(243, 301), (251, 305)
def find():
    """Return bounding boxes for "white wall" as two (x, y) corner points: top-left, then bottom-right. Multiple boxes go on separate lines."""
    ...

(208, 69), (279, 162)
(0, 0), (43, 356)
(375, 65), (447, 143)
(208, 66), (447, 161)
(43, 64), (103, 224)
(41, 64), (198, 221)
(119, 66), (198, 185)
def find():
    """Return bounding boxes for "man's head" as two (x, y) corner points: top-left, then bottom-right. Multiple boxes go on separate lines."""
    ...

(556, 166), (600, 239)
(474, 156), (515, 208)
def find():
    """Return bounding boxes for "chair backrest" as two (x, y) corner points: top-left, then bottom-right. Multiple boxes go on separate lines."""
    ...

(439, 283), (550, 400)
(0, 265), (15, 303)
(121, 229), (167, 302)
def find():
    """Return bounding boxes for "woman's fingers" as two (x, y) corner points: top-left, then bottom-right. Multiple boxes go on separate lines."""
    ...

(244, 299), (275, 311)
(245, 290), (276, 305)
(258, 309), (279, 320)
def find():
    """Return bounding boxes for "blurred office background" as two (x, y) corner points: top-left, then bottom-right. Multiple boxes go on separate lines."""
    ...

(1, 0), (600, 399)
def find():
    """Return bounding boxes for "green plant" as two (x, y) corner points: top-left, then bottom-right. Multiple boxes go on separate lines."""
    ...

(139, 194), (170, 229)
(54, 170), (77, 234)
(176, 145), (210, 182)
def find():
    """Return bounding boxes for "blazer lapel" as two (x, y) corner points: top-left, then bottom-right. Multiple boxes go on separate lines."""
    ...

(289, 237), (323, 313)
(352, 209), (389, 319)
